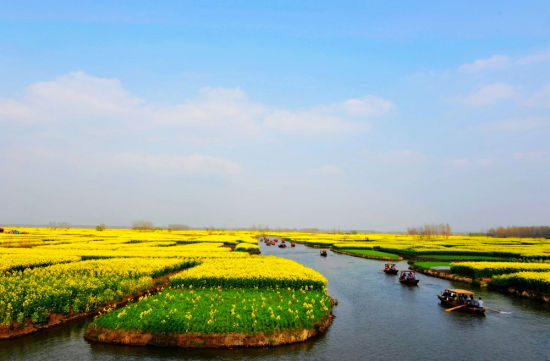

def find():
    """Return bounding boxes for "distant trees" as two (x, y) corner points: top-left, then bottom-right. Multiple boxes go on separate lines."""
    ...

(167, 224), (190, 230)
(48, 222), (71, 229)
(408, 223), (452, 238)
(487, 226), (550, 238)
(95, 224), (106, 231)
(132, 221), (154, 230)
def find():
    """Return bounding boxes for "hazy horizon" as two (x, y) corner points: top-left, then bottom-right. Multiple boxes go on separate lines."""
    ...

(1, 2), (549, 233)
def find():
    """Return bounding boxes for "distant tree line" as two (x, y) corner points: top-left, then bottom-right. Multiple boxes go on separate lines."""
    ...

(407, 223), (452, 238)
(167, 224), (190, 230)
(48, 222), (71, 229)
(487, 226), (550, 238)
(132, 221), (154, 230)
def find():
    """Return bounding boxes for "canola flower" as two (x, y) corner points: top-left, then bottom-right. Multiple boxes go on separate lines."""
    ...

(276, 232), (550, 260)
(492, 271), (550, 294)
(169, 256), (327, 290)
(0, 254), (81, 274)
(234, 243), (260, 252)
(450, 261), (550, 278)
(0, 258), (196, 325)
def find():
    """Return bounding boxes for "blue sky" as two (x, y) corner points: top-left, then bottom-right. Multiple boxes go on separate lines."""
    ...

(1, 1), (549, 231)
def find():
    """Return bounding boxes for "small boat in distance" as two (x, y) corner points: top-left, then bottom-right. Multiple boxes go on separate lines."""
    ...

(399, 271), (419, 285)
(291, 242), (296, 247)
(278, 242), (287, 248)
(383, 263), (398, 274)
(438, 289), (485, 315)
(320, 249), (328, 257)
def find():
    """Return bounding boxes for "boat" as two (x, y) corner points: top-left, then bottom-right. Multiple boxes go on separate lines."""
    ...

(278, 243), (287, 248)
(383, 263), (398, 274)
(399, 271), (419, 285)
(437, 289), (485, 314)
(291, 242), (296, 247)
(320, 249), (328, 257)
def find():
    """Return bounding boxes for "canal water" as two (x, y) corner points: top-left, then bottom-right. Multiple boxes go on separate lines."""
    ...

(1, 243), (549, 361)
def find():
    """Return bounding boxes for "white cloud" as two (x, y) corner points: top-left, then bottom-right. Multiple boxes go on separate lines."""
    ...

(264, 95), (393, 133)
(154, 87), (264, 135)
(458, 48), (550, 73)
(526, 83), (550, 108)
(459, 55), (510, 72)
(3, 71), (392, 137)
(308, 165), (342, 175)
(334, 95), (394, 117)
(364, 149), (429, 163)
(516, 49), (550, 65)
(445, 157), (494, 168)
(453, 82), (517, 106)
(24, 71), (143, 123)
(0, 98), (31, 120)
(264, 110), (362, 133)
(113, 153), (243, 175)
(512, 151), (548, 160)
(469, 117), (548, 132)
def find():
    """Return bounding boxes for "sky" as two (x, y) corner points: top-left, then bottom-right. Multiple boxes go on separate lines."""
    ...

(1, 1), (549, 232)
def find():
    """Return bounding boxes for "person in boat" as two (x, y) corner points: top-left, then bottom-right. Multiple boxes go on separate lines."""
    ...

(477, 297), (484, 308)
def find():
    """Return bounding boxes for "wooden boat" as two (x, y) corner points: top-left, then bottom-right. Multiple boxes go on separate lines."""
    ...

(320, 249), (328, 257)
(278, 243), (287, 248)
(383, 263), (398, 274)
(291, 242), (296, 247)
(399, 271), (419, 285)
(437, 289), (485, 314)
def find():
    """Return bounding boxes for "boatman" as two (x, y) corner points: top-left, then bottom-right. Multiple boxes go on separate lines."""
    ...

(477, 297), (484, 308)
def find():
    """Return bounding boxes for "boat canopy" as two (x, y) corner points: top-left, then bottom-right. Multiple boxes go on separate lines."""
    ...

(448, 289), (475, 295)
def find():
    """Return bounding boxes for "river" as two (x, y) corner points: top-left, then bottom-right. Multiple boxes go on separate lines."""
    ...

(1, 243), (549, 361)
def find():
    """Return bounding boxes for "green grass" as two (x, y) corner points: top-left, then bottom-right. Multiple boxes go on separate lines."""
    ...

(414, 261), (450, 269)
(342, 248), (399, 258)
(90, 286), (331, 335)
(340, 249), (400, 259)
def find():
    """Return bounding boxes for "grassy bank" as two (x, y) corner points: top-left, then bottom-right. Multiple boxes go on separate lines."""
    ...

(89, 286), (332, 335)
(337, 249), (401, 260)
(413, 261), (450, 269)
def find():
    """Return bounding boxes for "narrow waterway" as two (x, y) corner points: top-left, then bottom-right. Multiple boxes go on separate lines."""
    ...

(1, 243), (549, 361)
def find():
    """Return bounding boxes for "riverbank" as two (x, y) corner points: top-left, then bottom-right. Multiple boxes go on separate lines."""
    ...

(84, 313), (334, 348)
(410, 264), (550, 303)
(84, 286), (335, 348)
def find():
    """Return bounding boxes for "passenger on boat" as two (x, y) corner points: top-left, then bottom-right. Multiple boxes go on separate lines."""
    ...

(477, 297), (484, 308)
